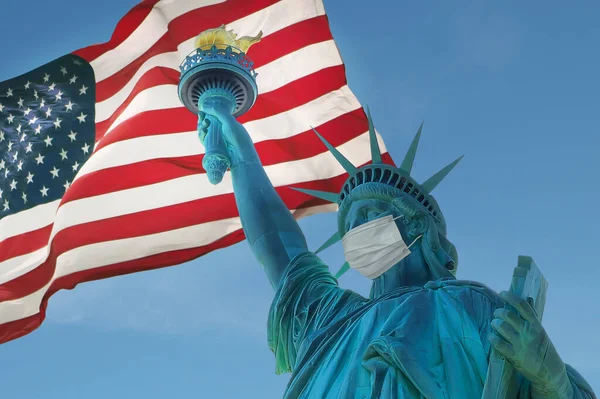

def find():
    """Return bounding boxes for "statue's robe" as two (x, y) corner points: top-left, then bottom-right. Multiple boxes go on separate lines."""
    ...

(268, 252), (595, 399)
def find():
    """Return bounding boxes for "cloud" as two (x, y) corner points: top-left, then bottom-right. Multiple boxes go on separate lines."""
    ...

(46, 246), (274, 339)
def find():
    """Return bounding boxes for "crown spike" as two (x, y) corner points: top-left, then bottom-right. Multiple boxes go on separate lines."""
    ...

(421, 155), (464, 193)
(366, 107), (382, 164)
(315, 231), (342, 254)
(290, 187), (339, 203)
(334, 262), (351, 279)
(311, 127), (357, 174)
(400, 122), (423, 174)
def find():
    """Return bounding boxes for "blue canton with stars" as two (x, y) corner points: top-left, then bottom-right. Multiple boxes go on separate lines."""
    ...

(0, 54), (95, 220)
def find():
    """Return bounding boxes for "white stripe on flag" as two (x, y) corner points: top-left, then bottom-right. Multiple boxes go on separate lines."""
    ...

(0, 203), (333, 325)
(91, 0), (226, 82)
(100, 40), (343, 131)
(95, 39), (342, 123)
(0, 200), (59, 242)
(88, 85), (359, 181)
(0, 282), (52, 324)
(92, 0), (326, 83)
(55, 131), (384, 240)
(0, 248), (48, 285)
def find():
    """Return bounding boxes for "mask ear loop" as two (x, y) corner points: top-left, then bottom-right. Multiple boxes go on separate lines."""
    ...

(407, 234), (423, 249)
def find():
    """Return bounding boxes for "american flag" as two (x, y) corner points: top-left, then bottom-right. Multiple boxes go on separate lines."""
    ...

(0, 0), (393, 343)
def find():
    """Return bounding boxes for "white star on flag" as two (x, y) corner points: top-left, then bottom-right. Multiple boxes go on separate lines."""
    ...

(50, 167), (60, 178)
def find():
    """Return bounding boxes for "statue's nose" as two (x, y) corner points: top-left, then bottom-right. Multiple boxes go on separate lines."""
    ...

(366, 210), (380, 221)
(347, 210), (382, 231)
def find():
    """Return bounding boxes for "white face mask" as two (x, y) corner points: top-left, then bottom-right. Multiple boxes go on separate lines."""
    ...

(341, 215), (422, 279)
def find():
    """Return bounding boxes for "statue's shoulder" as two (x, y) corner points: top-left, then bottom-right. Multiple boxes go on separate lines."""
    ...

(424, 278), (504, 308)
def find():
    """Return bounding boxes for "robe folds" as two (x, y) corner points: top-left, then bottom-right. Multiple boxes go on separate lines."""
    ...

(268, 252), (595, 399)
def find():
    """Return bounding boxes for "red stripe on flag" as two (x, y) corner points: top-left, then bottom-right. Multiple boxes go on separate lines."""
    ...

(73, 0), (162, 62)
(94, 108), (197, 153)
(95, 63), (346, 142)
(239, 65), (347, 123)
(65, 109), (367, 204)
(0, 251), (53, 302)
(0, 225), (52, 263)
(62, 155), (203, 204)
(94, 0), (279, 100)
(249, 16), (333, 68)
(95, 67), (180, 139)
(0, 150), (393, 303)
(0, 229), (246, 345)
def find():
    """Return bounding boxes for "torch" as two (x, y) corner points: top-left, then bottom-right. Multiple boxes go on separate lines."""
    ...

(178, 25), (262, 184)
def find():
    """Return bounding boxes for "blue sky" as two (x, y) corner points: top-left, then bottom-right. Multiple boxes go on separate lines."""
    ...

(1, 0), (599, 397)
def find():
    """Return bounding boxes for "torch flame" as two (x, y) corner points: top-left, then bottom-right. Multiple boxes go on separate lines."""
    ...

(194, 24), (263, 53)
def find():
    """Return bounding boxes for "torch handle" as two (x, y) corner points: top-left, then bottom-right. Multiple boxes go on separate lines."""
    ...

(200, 113), (231, 185)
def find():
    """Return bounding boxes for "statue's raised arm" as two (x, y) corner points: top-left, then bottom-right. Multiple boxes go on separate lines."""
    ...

(198, 97), (308, 289)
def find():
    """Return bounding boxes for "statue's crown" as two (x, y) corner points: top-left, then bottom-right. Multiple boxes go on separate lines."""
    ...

(179, 25), (263, 77)
(292, 109), (463, 278)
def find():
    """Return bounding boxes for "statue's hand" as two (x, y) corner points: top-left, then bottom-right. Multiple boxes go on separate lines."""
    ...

(199, 96), (236, 126)
(489, 291), (572, 397)
(198, 96), (258, 167)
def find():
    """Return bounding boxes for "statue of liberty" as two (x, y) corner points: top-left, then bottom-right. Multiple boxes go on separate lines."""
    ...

(196, 102), (596, 398)
(182, 26), (596, 399)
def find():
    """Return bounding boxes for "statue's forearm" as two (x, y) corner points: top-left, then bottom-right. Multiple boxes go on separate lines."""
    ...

(530, 374), (574, 399)
(228, 122), (308, 289)
(530, 365), (596, 399)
